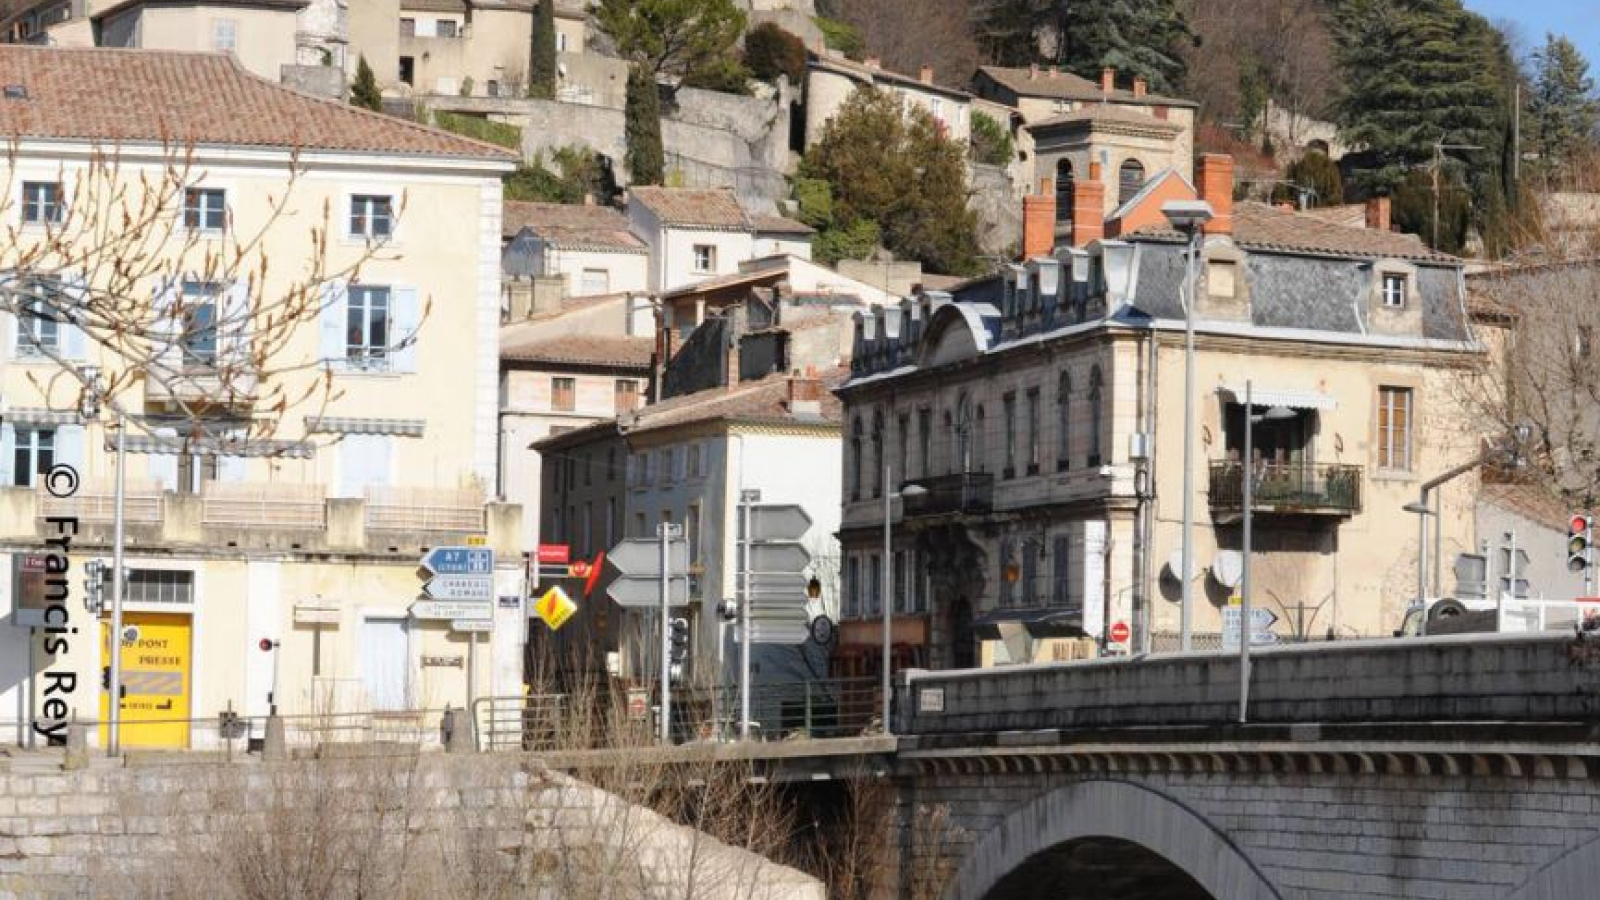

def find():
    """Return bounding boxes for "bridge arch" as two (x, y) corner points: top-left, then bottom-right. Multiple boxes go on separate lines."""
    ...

(944, 779), (1284, 900)
(1505, 834), (1600, 900)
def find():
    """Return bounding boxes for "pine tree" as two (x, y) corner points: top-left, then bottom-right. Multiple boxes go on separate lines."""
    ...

(624, 64), (665, 186)
(527, 0), (557, 100)
(592, 0), (745, 80)
(350, 55), (382, 112)
(976, 0), (1194, 95)
(1529, 33), (1599, 184)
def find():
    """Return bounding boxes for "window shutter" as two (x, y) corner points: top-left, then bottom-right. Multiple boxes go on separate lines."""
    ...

(319, 280), (348, 369)
(337, 434), (392, 498)
(60, 273), (89, 361)
(221, 279), (250, 369)
(152, 278), (180, 371)
(53, 424), (85, 472)
(0, 424), (16, 486)
(391, 286), (420, 373)
(217, 451), (248, 483)
(147, 427), (179, 490)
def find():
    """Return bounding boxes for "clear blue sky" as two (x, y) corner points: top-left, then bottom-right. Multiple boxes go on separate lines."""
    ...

(1464, 0), (1600, 70)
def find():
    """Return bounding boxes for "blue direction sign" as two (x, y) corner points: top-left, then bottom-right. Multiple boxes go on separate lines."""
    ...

(422, 546), (493, 576)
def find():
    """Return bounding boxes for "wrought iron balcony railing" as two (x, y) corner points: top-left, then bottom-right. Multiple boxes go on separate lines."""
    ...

(1208, 462), (1363, 517)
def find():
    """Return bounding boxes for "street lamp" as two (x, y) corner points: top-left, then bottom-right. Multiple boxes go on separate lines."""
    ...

(882, 462), (926, 735)
(76, 366), (128, 756)
(1161, 200), (1214, 653)
(1237, 383), (1296, 724)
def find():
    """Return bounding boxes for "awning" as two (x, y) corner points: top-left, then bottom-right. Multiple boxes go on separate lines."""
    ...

(972, 606), (1086, 640)
(7, 408), (84, 426)
(1216, 385), (1336, 411)
(110, 434), (315, 458)
(305, 416), (425, 437)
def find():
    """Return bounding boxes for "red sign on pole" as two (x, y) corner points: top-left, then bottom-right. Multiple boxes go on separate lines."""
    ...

(537, 544), (570, 565)
(1109, 621), (1131, 644)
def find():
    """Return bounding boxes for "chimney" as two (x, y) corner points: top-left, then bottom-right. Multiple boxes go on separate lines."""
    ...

(1072, 165), (1106, 247)
(919, 64), (933, 85)
(1132, 77), (1147, 98)
(1101, 66), (1115, 93)
(865, 56), (881, 69)
(1022, 177), (1057, 258)
(582, 192), (595, 206)
(1196, 153), (1234, 235)
(1029, 62), (1039, 80)
(1048, 65), (1058, 78)
(1365, 196), (1392, 232)
(787, 375), (823, 415)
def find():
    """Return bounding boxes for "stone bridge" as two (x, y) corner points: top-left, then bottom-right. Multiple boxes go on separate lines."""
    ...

(875, 633), (1600, 900)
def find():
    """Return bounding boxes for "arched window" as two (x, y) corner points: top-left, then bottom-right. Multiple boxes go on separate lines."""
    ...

(973, 405), (987, 472)
(1056, 371), (1072, 471)
(1118, 159), (1146, 206)
(1087, 367), (1104, 466)
(955, 393), (973, 473)
(1055, 158), (1075, 224)
(850, 417), (863, 500)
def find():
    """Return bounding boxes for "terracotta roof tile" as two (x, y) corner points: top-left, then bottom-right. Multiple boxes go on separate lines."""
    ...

(93, 0), (307, 19)
(1029, 105), (1184, 135)
(502, 200), (646, 251)
(1128, 202), (1455, 264)
(624, 370), (844, 434)
(0, 45), (517, 161)
(501, 335), (655, 368)
(751, 214), (816, 236)
(977, 65), (1196, 108)
(629, 186), (751, 230)
(808, 54), (973, 99)
(1300, 203), (1368, 229)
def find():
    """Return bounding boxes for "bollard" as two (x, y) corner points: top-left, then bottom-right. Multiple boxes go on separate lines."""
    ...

(443, 708), (475, 753)
(63, 720), (89, 770)
(262, 713), (287, 761)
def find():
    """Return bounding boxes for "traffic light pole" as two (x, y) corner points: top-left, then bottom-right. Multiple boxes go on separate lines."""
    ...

(739, 493), (754, 740)
(658, 522), (671, 744)
(107, 413), (127, 757)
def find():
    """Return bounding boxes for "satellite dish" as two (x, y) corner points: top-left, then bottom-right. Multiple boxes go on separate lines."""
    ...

(1165, 549), (1186, 581)
(1212, 550), (1243, 589)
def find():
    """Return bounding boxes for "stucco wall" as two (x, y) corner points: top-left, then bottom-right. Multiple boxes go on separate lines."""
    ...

(104, 3), (300, 81)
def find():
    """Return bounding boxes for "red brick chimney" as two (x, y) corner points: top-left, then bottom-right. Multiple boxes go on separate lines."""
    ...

(1133, 77), (1147, 98)
(919, 64), (933, 85)
(1023, 177), (1057, 258)
(1101, 67), (1115, 93)
(1196, 154), (1234, 236)
(1365, 196), (1391, 232)
(1072, 162), (1105, 247)
(787, 375), (823, 408)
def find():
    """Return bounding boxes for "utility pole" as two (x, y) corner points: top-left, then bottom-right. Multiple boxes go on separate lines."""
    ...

(738, 490), (757, 740)
(657, 521), (680, 743)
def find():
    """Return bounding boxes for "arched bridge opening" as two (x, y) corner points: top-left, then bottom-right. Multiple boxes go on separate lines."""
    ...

(982, 836), (1215, 900)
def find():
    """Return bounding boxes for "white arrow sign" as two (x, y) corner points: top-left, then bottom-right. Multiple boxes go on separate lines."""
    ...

(450, 618), (493, 633)
(607, 538), (688, 577)
(412, 599), (491, 620)
(743, 504), (812, 542)
(423, 574), (493, 601)
(607, 576), (690, 609)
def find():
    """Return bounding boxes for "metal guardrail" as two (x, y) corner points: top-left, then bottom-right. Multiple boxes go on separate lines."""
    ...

(1, 708), (450, 753)
(902, 472), (995, 517)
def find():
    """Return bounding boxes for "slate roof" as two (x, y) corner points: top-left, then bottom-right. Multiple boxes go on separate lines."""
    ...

(92, 0), (306, 19)
(501, 334), (654, 369)
(1127, 202), (1454, 263)
(629, 187), (752, 230)
(0, 45), (517, 161)
(976, 65), (1196, 108)
(502, 201), (646, 252)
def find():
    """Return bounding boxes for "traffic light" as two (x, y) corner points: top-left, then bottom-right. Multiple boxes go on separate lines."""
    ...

(82, 559), (105, 614)
(719, 599), (739, 622)
(669, 617), (690, 665)
(1569, 514), (1593, 573)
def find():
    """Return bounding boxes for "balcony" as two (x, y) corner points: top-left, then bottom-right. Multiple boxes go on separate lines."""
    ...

(202, 482), (326, 530)
(39, 479), (164, 525)
(1208, 462), (1363, 521)
(901, 472), (995, 518)
(365, 485), (485, 533)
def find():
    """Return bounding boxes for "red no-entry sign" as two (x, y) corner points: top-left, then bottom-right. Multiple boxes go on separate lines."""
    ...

(1109, 621), (1131, 644)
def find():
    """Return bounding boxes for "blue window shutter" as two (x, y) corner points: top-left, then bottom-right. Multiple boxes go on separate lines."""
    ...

(54, 424), (85, 472)
(391, 286), (420, 374)
(147, 427), (179, 490)
(319, 281), (348, 370)
(337, 434), (392, 498)
(0, 424), (16, 486)
(61, 273), (89, 361)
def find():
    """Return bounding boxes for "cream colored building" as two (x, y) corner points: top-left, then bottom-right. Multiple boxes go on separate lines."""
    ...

(804, 52), (973, 149)
(0, 45), (521, 751)
(502, 200), (650, 299)
(835, 155), (1487, 673)
(92, 0), (306, 81)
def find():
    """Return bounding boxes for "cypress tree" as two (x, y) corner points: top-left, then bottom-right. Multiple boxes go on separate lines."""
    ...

(625, 64), (665, 186)
(350, 55), (383, 112)
(527, 0), (557, 100)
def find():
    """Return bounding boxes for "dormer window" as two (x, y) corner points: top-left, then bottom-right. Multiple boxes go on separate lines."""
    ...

(1382, 273), (1407, 308)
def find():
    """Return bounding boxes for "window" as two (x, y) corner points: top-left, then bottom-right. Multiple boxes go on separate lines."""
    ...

(1026, 388), (1041, 474)
(634, 511), (645, 538)
(844, 557), (860, 618)
(687, 442), (703, 478)
(1382, 273), (1407, 308)
(869, 553), (882, 616)
(1118, 159), (1146, 206)
(486, 80), (501, 97)
(972, 406), (986, 472)
(548, 376), (576, 412)
(346, 286), (390, 369)
(177, 452), (218, 494)
(21, 181), (62, 225)
(212, 17), (236, 52)
(556, 31), (568, 51)
(998, 538), (1015, 607)
(179, 281), (219, 368)
(893, 550), (908, 614)
(692, 244), (716, 273)
(614, 379), (640, 414)
(1054, 159), (1074, 224)
(1052, 535), (1072, 606)
(399, 17), (415, 36)
(1002, 392), (1017, 476)
(1056, 372), (1071, 471)
(399, 56), (415, 85)
(917, 408), (932, 477)
(954, 394), (972, 474)
(106, 569), (194, 606)
(583, 453), (592, 486)
(1378, 386), (1413, 470)
(11, 427), (53, 487)
(1087, 367), (1103, 467)
(911, 548), (928, 613)
(1022, 540), (1039, 606)
(579, 503), (591, 554)
(850, 416), (863, 500)
(871, 411), (884, 497)
(580, 268), (610, 296)
(897, 413), (910, 480)
(436, 18), (457, 37)
(15, 279), (61, 358)
(349, 194), (394, 240)
(606, 498), (617, 545)
(184, 188), (226, 232)
(687, 503), (701, 565)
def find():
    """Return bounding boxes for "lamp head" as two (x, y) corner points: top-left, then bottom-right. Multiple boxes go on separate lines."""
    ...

(1161, 200), (1215, 232)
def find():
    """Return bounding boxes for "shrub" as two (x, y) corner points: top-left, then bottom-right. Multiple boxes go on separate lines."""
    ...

(744, 22), (806, 84)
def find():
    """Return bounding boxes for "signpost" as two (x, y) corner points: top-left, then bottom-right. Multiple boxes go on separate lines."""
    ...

(421, 574), (494, 601)
(603, 529), (689, 742)
(417, 545), (494, 712)
(735, 498), (813, 740)
(1221, 607), (1278, 651)
(1109, 621), (1131, 645)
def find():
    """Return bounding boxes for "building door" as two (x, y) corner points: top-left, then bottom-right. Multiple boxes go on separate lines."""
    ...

(950, 598), (976, 669)
(361, 617), (410, 711)
(99, 612), (192, 749)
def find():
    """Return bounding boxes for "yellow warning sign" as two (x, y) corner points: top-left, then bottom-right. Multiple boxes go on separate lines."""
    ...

(535, 586), (577, 631)
(99, 612), (192, 749)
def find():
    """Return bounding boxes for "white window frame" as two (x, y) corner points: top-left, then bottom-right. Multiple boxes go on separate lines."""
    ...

(346, 285), (392, 371)
(14, 277), (62, 359)
(348, 193), (396, 241)
(12, 426), (55, 488)
(692, 243), (716, 274)
(1377, 386), (1413, 472)
(184, 187), (227, 233)
(1381, 273), (1407, 308)
(179, 280), (221, 369)
(212, 17), (237, 52)
(20, 180), (63, 225)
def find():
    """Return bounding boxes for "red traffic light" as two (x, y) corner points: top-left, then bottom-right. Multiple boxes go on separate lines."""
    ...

(567, 560), (592, 579)
(1573, 514), (1593, 535)
(258, 637), (275, 653)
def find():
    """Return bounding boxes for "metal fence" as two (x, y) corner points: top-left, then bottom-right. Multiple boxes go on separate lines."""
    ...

(1, 708), (450, 755)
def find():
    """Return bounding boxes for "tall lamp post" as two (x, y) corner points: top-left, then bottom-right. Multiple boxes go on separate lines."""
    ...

(1161, 200), (1214, 653)
(881, 462), (926, 735)
(1237, 382), (1297, 723)
(75, 367), (128, 757)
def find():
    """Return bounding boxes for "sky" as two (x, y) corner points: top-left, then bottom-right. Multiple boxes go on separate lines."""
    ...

(1464, 0), (1600, 70)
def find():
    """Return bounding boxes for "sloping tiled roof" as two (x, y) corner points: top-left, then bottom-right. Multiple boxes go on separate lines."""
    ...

(977, 65), (1196, 108)
(0, 45), (517, 161)
(629, 186), (752, 230)
(501, 334), (654, 369)
(808, 54), (974, 99)
(1300, 203), (1368, 229)
(401, 0), (466, 11)
(1029, 105), (1185, 135)
(1129, 202), (1455, 264)
(502, 200), (646, 251)
(751, 214), (816, 236)
(623, 370), (845, 435)
(93, 0), (307, 20)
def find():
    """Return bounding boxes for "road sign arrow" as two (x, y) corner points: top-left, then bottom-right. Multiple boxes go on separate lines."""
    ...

(606, 538), (688, 577)
(744, 504), (813, 542)
(422, 574), (493, 601)
(606, 575), (689, 609)
(747, 543), (810, 574)
(736, 623), (809, 644)
(421, 546), (493, 576)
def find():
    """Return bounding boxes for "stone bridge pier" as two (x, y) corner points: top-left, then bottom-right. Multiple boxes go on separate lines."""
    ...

(882, 634), (1600, 900)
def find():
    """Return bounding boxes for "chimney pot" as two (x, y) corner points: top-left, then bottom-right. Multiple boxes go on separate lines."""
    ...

(1196, 153), (1235, 236)
(919, 64), (933, 84)
(1365, 196), (1392, 232)
(1101, 66), (1115, 93)
(1029, 63), (1039, 80)
(1133, 77), (1147, 98)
